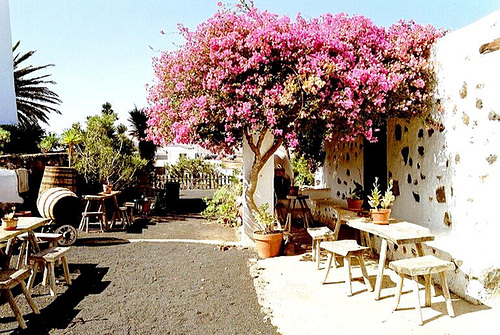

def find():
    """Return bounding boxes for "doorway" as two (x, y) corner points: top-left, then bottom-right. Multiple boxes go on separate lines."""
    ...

(363, 121), (387, 196)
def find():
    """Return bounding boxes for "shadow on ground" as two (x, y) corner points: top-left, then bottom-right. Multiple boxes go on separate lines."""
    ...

(0, 264), (109, 335)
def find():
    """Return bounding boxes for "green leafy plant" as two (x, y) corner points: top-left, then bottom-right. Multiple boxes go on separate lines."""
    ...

(39, 132), (60, 153)
(368, 177), (395, 209)
(254, 203), (278, 234)
(347, 180), (364, 200)
(60, 127), (83, 167)
(0, 128), (11, 154)
(202, 182), (242, 227)
(291, 155), (315, 187)
(72, 103), (146, 190)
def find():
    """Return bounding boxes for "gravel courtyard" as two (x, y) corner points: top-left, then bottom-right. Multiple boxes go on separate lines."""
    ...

(0, 214), (278, 334)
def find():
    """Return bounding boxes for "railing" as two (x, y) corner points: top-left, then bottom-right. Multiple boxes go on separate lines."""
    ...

(154, 171), (233, 190)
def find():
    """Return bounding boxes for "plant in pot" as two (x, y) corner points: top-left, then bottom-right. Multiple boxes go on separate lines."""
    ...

(346, 180), (364, 211)
(2, 207), (18, 230)
(252, 203), (283, 258)
(368, 177), (395, 225)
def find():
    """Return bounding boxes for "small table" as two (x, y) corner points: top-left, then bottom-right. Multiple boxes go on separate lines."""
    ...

(284, 195), (313, 232)
(80, 191), (124, 232)
(344, 217), (435, 300)
(0, 217), (51, 270)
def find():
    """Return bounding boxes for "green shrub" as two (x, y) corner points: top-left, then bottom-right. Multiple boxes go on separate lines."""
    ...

(202, 182), (242, 227)
(291, 155), (315, 186)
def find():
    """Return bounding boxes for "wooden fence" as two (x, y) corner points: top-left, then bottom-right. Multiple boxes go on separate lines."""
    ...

(154, 172), (233, 190)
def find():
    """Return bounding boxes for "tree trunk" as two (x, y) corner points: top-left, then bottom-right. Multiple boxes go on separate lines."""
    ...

(244, 128), (283, 225)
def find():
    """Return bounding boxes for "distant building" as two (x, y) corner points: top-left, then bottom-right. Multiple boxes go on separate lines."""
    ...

(155, 144), (213, 167)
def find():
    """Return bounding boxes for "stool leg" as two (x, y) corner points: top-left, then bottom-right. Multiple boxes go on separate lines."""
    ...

(358, 255), (373, 292)
(17, 241), (28, 269)
(322, 252), (334, 284)
(344, 256), (353, 297)
(411, 275), (423, 325)
(439, 271), (455, 318)
(311, 239), (316, 262)
(424, 274), (432, 307)
(62, 256), (72, 285)
(42, 263), (49, 286)
(20, 281), (40, 314)
(393, 274), (404, 311)
(4, 289), (27, 329)
(27, 262), (39, 293)
(48, 262), (56, 296)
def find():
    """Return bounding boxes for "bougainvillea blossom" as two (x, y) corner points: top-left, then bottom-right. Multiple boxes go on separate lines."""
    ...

(146, 4), (442, 217)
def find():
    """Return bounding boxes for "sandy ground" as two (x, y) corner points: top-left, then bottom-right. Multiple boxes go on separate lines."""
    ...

(1, 213), (499, 334)
(251, 250), (500, 335)
(0, 215), (278, 334)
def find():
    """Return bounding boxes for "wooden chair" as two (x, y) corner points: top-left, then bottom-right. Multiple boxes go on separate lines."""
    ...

(389, 255), (455, 325)
(27, 247), (72, 296)
(0, 269), (40, 329)
(320, 211), (373, 296)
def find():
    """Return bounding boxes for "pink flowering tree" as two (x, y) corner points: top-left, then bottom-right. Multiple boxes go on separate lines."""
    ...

(146, 4), (442, 222)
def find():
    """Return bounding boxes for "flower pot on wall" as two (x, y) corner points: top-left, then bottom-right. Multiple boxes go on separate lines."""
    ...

(370, 208), (391, 225)
(253, 231), (283, 258)
(347, 198), (363, 211)
(289, 186), (299, 196)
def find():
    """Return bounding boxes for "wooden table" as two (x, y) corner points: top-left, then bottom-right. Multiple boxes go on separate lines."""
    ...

(0, 217), (51, 270)
(97, 190), (123, 228)
(284, 195), (314, 232)
(343, 216), (435, 299)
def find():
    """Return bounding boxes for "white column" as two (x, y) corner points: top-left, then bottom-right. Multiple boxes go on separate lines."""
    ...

(0, 0), (17, 125)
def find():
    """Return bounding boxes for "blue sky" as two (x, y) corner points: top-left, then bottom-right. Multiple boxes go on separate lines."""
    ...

(8, 0), (499, 133)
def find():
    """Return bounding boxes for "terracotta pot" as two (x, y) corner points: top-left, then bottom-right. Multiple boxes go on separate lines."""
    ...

(347, 198), (363, 211)
(253, 231), (283, 258)
(103, 184), (113, 194)
(370, 208), (391, 225)
(289, 186), (299, 196)
(2, 218), (18, 230)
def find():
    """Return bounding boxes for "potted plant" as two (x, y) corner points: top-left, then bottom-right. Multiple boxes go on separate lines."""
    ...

(368, 177), (395, 225)
(2, 207), (18, 230)
(252, 203), (283, 258)
(346, 180), (364, 211)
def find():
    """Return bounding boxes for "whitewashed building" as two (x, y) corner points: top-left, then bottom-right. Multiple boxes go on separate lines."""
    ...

(243, 10), (500, 304)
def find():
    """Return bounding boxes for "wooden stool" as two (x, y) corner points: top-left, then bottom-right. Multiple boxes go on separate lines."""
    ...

(0, 269), (40, 329)
(124, 202), (135, 223)
(17, 232), (63, 268)
(389, 255), (455, 325)
(79, 195), (107, 232)
(322, 240), (373, 296)
(307, 227), (335, 270)
(28, 247), (72, 296)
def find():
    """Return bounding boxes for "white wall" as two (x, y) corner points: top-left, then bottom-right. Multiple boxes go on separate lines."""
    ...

(319, 10), (500, 303)
(0, 0), (17, 125)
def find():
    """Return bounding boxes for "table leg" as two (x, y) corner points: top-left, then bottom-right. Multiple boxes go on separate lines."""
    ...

(26, 230), (41, 253)
(374, 238), (388, 300)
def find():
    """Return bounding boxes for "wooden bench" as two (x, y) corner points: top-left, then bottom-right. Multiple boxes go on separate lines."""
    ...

(28, 246), (72, 296)
(0, 269), (40, 329)
(389, 255), (455, 325)
(17, 232), (63, 268)
(79, 195), (107, 232)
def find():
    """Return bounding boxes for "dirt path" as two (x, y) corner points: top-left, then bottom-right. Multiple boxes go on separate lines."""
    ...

(0, 215), (278, 334)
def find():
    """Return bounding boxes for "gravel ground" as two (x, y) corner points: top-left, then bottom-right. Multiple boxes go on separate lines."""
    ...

(0, 215), (278, 335)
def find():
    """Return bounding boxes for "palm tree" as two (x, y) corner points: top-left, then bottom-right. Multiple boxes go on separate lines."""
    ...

(13, 41), (62, 127)
(128, 106), (156, 169)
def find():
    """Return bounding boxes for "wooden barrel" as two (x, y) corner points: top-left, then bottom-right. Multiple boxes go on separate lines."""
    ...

(37, 187), (81, 224)
(39, 166), (78, 195)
